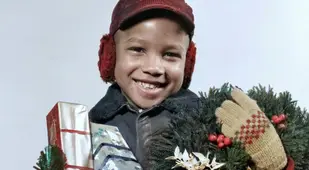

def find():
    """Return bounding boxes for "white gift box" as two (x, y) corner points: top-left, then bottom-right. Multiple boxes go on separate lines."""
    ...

(46, 101), (93, 169)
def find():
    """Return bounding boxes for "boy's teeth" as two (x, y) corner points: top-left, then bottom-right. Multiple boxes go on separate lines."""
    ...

(137, 81), (158, 89)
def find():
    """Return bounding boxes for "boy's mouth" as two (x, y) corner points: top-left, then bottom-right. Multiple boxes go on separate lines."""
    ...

(133, 79), (166, 93)
(136, 81), (159, 89)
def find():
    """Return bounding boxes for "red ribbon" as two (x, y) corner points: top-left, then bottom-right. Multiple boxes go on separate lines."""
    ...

(60, 129), (90, 135)
(65, 164), (93, 170)
(285, 157), (295, 170)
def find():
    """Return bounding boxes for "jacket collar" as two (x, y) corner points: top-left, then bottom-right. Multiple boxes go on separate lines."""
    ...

(89, 83), (199, 123)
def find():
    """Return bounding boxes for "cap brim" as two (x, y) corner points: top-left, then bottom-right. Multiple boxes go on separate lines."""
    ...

(119, 4), (194, 35)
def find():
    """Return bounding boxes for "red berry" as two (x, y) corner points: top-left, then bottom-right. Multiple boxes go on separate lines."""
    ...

(218, 142), (225, 149)
(274, 118), (281, 124)
(272, 115), (280, 124)
(272, 115), (278, 121)
(223, 137), (232, 146)
(278, 123), (287, 129)
(279, 114), (286, 121)
(217, 134), (225, 143)
(208, 134), (217, 142)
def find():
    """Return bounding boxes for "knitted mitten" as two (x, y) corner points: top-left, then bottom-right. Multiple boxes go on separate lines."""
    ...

(215, 88), (287, 170)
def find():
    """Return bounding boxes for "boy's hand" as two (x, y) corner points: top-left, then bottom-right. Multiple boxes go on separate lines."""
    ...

(215, 88), (287, 170)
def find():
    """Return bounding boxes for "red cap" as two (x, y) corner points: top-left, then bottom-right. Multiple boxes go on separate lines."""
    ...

(109, 0), (195, 36)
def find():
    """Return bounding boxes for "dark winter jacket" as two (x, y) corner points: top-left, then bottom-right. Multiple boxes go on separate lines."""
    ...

(89, 83), (200, 169)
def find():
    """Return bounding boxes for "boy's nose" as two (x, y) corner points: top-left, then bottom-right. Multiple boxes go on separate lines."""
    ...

(141, 55), (165, 77)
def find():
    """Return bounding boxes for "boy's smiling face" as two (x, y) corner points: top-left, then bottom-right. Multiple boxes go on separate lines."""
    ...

(114, 17), (190, 109)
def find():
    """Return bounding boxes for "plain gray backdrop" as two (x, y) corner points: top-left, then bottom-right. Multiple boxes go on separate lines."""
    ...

(1, 0), (309, 169)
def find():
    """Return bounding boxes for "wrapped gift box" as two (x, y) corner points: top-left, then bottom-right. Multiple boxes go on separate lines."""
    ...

(90, 122), (142, 170)
(46, 101), (93, 170)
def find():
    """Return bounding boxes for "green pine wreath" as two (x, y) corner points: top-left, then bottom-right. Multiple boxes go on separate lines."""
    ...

(149, 84), (309, 170)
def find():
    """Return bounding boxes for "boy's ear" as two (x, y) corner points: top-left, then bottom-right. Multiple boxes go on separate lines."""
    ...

(98, 34), (116, 83)
(182, 41), (197, 89)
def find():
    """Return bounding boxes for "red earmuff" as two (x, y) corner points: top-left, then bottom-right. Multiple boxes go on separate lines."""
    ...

(183, 41), (197, 89)
(98, 34), (116, 83)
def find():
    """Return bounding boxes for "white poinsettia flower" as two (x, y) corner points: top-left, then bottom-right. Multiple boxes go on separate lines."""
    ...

(166, 146), (225, 170)
(175, 146), (182, 158)
(209, 156), (225, 170)
(166, 146), (182, 160)
(182, 149), (190, 161)
(192, 152), (211, 165)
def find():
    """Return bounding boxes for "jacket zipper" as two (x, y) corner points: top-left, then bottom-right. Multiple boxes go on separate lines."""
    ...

(134, 105), (159, 161)
(115, 103), (159, 162)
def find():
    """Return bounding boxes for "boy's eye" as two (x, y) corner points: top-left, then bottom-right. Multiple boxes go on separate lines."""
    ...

(128, 47), (145, 53)
(164, 52), (181, 58)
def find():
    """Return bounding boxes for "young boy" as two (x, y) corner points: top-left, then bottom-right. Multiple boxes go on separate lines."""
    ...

(89, 0), (294, 169)
(89, 0), (198, 168)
